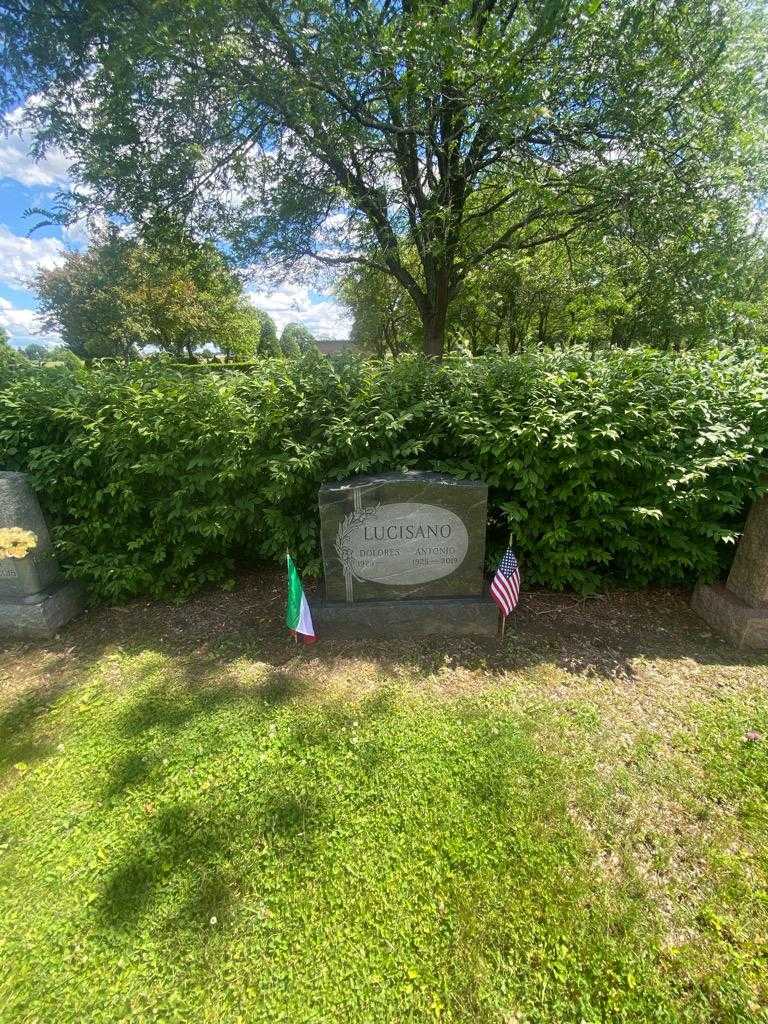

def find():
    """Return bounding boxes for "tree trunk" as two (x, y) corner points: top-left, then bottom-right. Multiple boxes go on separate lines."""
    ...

(537, 308), (548, 348)
(422, 286), (449, 360)
(507, 320), (516, 355)
(422, 315), (445, 359)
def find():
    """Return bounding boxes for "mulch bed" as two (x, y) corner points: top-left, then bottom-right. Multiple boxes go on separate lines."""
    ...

(2, 570), (762, 706)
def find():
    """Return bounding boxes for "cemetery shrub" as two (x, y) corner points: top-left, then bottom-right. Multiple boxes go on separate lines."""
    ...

(0, 347), (766, 600)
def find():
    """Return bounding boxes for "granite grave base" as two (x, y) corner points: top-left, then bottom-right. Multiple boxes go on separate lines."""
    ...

(691, 581), (768, 652)
(0, 579), (85, 640)
(691, 494), (768, 651)
(313, 590), (499, 639)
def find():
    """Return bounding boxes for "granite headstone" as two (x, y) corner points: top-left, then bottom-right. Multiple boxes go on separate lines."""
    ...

(0, 472), (84, 639)
(315, 472), (497, 636)
(691, 494), (768, 650)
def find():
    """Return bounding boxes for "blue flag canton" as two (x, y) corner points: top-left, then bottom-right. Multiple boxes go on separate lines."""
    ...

(499, 549), (518, 577)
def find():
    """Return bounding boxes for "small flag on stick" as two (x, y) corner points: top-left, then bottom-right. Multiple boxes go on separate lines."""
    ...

(286, 553), (316, 644)
(491, 547), (521, 629)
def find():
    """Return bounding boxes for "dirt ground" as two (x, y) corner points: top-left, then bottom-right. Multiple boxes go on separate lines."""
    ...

(2, 572), (765, 709)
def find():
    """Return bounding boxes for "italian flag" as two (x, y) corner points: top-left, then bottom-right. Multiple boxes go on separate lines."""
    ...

(286, 553), (316, 643)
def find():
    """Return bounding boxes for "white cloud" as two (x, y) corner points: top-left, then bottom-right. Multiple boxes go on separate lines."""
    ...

(0, 224), (66, 289)
(748, 205), (768, 239)
(0, 297), (60, 347)
(245, 283), (352, 338)
(1, 101), (71, 189)
(61, 219), (91, 246)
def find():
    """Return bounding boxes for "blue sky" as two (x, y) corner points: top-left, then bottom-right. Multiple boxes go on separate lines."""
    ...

(0, 100), (352, 349)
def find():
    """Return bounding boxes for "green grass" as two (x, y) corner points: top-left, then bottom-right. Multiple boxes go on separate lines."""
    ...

(1, 642), (767, 1024)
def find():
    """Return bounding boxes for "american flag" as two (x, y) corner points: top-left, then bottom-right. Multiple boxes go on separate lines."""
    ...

(490, 548), (521, 618)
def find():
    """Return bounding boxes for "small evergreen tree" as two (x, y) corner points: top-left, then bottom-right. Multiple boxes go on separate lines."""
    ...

(254, 311), (281, 357)
(280, 323), (317, 357)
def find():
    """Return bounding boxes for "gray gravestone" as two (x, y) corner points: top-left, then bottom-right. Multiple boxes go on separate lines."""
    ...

(725, 496), (768, 608)
(0, 472), (85, 639)
(315, 472), (496, 636)
(691, 494), (768, 650)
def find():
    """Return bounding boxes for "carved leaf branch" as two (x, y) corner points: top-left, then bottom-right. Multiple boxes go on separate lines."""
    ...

(334, 505), (379, 581)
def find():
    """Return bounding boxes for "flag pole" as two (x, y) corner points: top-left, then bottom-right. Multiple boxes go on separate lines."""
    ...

(286, 550), (297, 644)
(497, 529), (514, 645)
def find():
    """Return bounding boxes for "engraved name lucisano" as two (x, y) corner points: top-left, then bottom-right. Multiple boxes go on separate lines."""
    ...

(337, 502), (469, 586)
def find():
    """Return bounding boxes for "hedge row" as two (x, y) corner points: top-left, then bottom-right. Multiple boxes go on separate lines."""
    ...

(0, 348), (766, 601)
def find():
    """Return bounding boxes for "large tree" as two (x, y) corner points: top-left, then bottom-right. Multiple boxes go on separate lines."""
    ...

(35, 225), (265, 361)
(342, 209), (768, 356)
(3, 0), (767, 357)
(339, 263), (421, 357)
(20, 342), (51, 362)
(254, 310), (282, 356)
(280, 322), (318, 356)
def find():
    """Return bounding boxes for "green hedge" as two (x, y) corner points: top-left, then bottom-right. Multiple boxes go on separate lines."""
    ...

(1, 348), (766, 601)
(148, 361), (266, 371)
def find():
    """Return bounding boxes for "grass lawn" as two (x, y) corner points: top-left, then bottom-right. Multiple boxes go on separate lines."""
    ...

(1, 574), (767, 1024)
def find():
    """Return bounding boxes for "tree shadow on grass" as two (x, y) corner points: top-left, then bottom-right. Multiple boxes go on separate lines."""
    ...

(158, 786), (331, 937)
(114, 667), (310, 741)
(102, 751), (155, 799)
(98, 783), (329, 933)
(0, 574), (762, 1021)
(166, 865), (235, 933)
(99, 801), (230, 927)
(91, 661), (407, 937)
(94, 688), (662, 1015)
(0, 685), (66, 778)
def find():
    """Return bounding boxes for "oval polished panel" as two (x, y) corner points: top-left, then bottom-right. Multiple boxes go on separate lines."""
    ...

(336, 502), (469, 585)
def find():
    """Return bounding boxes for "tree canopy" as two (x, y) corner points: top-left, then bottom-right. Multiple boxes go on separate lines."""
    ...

(341, 203), (768, 355)
(254, 310), (281, 357)
(280, 323), (317, 356)
(3, 0), (766, 357)
(19, 342), (50, 362)
(0, 327), (29, 369)
(34, 225), (266, 361)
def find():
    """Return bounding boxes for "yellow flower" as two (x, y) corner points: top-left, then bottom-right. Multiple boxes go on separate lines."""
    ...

(0, 528), (38, 560)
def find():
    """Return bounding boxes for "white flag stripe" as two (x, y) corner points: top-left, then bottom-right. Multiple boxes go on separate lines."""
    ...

(296, 592), (315, 637)
(493, 573), (514, 601)
(492, 573), (514, 606)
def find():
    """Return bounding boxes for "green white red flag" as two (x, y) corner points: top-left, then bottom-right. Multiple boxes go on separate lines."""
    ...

(285, 553), (316, 643)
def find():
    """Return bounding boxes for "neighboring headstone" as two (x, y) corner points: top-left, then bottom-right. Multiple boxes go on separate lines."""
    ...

(691, 494), (768, 650)
(725, 496), (768, 608)
(0, 472), (85, 639)
(315, 471), (497, 636)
